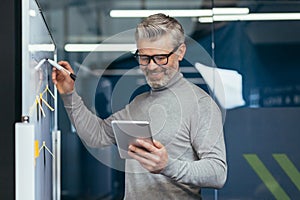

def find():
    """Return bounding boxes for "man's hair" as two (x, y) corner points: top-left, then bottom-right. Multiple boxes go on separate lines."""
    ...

(135, 13), (185, 48)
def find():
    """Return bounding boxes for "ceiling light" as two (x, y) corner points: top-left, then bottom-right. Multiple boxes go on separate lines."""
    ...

(214, 13), (300, 21)
(110, 8), (249, 18)
(199, 13), (300, 22)
(28, 44), (55, 52)
(198, 17), (214, 23)
(212, 8), (249, 15)
(64, 44), (136, 52)
(110, 9), (212, 18)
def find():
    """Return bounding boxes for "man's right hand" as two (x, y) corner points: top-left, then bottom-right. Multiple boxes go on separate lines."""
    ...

(51, 61), (75, 94)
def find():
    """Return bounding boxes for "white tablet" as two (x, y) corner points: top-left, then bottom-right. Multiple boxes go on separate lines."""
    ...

(111, 120), (153, 159)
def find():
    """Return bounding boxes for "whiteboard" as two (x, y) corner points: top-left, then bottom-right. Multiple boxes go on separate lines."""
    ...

(19, 0), (58, 199)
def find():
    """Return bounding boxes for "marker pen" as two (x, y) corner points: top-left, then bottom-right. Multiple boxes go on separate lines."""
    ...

(47, 59), (77, 81)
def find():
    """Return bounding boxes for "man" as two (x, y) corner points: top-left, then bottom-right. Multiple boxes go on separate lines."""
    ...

(52, 13), (227, 199)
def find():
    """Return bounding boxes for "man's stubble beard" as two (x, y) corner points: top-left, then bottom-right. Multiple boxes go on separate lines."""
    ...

(144, 67), (177, 89)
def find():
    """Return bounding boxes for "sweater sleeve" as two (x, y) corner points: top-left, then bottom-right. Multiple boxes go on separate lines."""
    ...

(61, 90), (117, 148)
(161, 96), (227, 189)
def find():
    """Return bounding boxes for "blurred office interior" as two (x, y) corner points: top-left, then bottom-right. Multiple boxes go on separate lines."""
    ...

(1, 0), (300, 199)
(40, 0), (300, 199)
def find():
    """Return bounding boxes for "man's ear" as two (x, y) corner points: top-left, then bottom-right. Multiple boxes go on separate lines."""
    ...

(177, 43), (186, 61)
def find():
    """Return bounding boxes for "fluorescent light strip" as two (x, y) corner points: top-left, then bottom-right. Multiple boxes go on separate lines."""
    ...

(199, 17), (214, 23)
(110, 8), (249, 18)
(28, 44), (55, 52)
(215, 13), (300, 21)
(65, 44), (136, 52)
(199, 13), (300, 22)
(110, 9), (213, 18)
(212, 8), (249, 15)
(110, 8), (300, 22)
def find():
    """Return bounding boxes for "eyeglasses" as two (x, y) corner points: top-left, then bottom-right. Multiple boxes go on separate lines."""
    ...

(134, 45), (181, 66)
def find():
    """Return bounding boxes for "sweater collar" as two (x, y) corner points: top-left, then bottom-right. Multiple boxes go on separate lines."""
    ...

(150, 71), (183, 92)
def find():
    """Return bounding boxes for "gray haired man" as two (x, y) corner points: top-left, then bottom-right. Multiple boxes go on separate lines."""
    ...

(52, 13), (227, 199)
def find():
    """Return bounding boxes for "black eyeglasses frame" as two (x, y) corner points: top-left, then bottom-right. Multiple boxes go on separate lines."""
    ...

(134, 45), (181, 66)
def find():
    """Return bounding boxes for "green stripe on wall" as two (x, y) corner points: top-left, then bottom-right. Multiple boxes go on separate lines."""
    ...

(244, 154), (290, 200)
(273, 154), (300, 191)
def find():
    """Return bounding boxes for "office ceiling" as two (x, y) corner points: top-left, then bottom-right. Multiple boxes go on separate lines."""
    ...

(37, 0), (300, 47)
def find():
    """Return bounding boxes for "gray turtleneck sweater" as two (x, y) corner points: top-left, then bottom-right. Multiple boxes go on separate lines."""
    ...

(61, 72), (227, 200)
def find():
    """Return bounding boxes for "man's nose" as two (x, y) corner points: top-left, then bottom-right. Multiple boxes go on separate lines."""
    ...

(147, 58), (159, 70)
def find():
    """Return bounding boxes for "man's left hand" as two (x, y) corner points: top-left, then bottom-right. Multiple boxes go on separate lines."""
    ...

(128, 139), (168, 174)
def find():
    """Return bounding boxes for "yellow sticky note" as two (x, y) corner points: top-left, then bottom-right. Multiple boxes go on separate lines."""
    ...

(34, 140), (39, 158)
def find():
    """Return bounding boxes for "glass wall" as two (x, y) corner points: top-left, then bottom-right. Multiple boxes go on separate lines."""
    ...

(40, 0), (300, 199)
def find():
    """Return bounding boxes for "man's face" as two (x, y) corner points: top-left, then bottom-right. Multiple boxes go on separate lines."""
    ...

(136, 36), (186, 89)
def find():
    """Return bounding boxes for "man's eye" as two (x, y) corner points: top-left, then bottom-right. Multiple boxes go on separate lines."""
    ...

(155, 56), (166, 61)
(139, 56), (149, 61)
